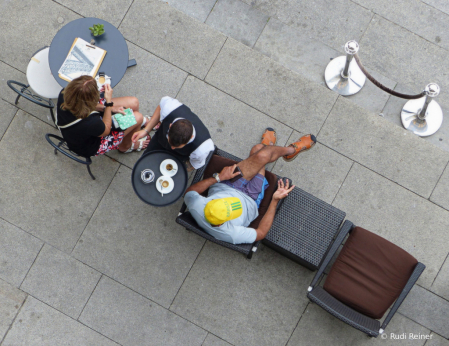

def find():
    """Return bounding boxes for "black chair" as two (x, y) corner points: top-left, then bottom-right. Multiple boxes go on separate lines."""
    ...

(176, 147), (346, 264)
(307, 222), (425, 337)
(176, 149), (262, 258)
(45, 134), (95, 180)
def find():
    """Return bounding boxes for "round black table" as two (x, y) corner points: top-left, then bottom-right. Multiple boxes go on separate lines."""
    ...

(132, 150), (188, 207)
(49, 17), (129, 88)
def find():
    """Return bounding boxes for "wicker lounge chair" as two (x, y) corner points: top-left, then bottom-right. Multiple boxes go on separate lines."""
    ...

(176, 147), (347, 266)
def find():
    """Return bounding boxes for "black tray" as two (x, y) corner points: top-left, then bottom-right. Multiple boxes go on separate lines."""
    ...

(132, 150), (187, 207)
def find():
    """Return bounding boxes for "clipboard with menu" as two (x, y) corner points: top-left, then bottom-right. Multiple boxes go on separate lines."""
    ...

(58, 37), (107, 82)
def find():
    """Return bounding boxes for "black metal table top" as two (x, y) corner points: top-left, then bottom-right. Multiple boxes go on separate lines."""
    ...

(264, 187), (346, 269)
(49, 17), (129, 88)
(132, 150), (188, 207)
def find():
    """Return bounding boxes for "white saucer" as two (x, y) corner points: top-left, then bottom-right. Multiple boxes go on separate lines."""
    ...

(156, 175), (174, 194)
(160, 159), (178, 177)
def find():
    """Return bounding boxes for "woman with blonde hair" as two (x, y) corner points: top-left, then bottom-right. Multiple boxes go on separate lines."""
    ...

(56, 75), (149, 157)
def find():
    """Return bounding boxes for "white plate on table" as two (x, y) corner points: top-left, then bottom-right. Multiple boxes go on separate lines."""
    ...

(156, 175), (174, 194)
(160, 159), (178, 177)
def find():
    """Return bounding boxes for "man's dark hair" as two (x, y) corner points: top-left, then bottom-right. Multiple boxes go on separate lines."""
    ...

(168, 119), (193, 147)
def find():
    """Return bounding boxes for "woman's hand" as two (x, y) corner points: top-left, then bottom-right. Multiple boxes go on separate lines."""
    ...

(112, 105), (125, 114)
(132, 129), (150, 143)
(104, 83), (113, 102)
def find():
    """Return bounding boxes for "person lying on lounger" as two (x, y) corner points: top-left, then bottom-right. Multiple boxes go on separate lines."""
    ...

(184, 129), (316, 244)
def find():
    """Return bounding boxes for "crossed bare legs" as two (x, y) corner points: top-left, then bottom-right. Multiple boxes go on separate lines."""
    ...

(237, 144), (295, 180)
(97, 96), (150, 152)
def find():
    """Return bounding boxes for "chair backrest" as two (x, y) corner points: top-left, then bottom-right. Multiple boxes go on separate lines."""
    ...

(26, 47), (62, 99)
(45, 133), (95, 180)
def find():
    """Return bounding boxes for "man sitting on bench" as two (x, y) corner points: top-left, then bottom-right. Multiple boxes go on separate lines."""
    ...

(184, 129), (316, 244)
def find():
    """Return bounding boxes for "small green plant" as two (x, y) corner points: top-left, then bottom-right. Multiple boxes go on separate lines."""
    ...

(89, 24), (105, 36)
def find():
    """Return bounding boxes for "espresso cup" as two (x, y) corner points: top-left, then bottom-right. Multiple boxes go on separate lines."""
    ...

(166, 164), (173, 171)
(161, 180), (170, 188)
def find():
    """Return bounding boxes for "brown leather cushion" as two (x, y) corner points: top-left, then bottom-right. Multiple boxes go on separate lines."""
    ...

(203, 155), (278, 229)
(323, 227), (418, 319)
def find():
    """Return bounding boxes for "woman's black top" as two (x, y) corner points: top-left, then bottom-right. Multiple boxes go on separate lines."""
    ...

(56, 91), (105, 157)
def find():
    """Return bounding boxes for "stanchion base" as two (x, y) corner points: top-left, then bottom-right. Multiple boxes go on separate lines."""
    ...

(401, 98), (443, 137)
(324, 56), (366, 96)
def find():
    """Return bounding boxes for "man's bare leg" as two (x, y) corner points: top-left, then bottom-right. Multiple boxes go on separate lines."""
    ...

(237, 144), (295, 181)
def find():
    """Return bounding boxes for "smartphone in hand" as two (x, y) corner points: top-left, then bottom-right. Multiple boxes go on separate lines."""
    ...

(229, 166), (243, 183)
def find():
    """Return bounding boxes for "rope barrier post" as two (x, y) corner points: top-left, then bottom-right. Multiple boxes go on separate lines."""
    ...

(401, 83), (443, 137)
(324, 41), (366, 96)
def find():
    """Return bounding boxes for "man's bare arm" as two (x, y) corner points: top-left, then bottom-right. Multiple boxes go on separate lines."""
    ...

(185, 164), (240, 195)
(254, 179), (295, 241)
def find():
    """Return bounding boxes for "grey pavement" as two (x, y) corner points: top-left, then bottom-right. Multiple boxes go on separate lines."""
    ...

(0, 0), (449, 345)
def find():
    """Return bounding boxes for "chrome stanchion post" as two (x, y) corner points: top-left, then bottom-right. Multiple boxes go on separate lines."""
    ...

(325, 41), (366, 96)
(401, 83), (443, 137)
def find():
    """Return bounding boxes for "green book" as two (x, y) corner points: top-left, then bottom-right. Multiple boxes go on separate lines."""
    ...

(113, 108), (137, 130)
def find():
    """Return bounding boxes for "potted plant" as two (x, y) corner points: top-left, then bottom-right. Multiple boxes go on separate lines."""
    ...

(89, 24), (105, 44)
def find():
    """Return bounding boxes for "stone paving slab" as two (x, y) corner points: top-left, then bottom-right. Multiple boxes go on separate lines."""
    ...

(360, 15), (449, 111)
(271, 130), (353, 204)
(399, 286), (449, 339)
(0, 0), (81, 73)
(0, 100), (17, 140)
(254, 17), (397, 114)
(20, 244), (101, 319)
(254, 17), (340, 87)
(72, 165), (205, 308)
(0, 219), (42, 288)
(165, 0), (217, 22)
(206, 38), (338, 134)
(176, 76), (293, 162)
(423, 0), (449, 15)
(203, 334), (233, 346)
(318, 96), (449, 198)
(287, 302), (431, 345)
(430, 256), (449, 301)
(241, 0), (373, 51)
(54, 0), (133, 28)
(79, 276), (207, 346)
(0, 111), (120, 252)
(171, 242), (314, 346)
(205, 0), (269, 47)
(353, 0), (449, 50)
(430, 163), (449, 211)
(426, 333), (449, 346)
(332, 163), (449, 289)
(0, 278), (27, 341)
(0, 61), (56, 127)
(2, 296), (119, 346)
(106, 41), (188, 168)
(120, 0), (226, 79)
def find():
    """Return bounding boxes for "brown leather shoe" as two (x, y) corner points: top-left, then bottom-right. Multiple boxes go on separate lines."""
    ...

(283, 134), (316, 162)
(261, 127), (276, 146)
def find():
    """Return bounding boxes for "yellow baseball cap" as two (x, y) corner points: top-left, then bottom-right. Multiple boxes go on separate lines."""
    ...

(204, 197), (243, 225)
